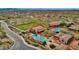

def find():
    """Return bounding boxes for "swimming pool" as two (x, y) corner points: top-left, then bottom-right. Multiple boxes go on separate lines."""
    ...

(32, 34), (48, 43)
(53, 28), (61, 33)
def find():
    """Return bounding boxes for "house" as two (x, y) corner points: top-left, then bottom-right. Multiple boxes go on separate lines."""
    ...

(48, 36), (60, 45)
(49, 21), (62, 27)
(70, 39), (79, 50)
(54, 44), (68, 50)
(30, 26), (45, 33)
(65, 21), (73, 27)
(69, 24), (79, 31)
(54, 32), (73, 45)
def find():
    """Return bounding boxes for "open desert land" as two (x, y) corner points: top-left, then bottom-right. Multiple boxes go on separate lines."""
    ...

(0, 24), (14, 50)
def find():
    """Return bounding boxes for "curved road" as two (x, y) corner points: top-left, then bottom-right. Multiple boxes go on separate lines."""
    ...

(0, 20), (37, 50)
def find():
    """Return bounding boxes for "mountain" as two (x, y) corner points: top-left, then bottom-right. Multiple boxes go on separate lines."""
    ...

(0, 8), (79, 11)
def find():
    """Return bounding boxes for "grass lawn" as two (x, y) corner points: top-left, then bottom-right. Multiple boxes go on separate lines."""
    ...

(15, 19), (49, 31)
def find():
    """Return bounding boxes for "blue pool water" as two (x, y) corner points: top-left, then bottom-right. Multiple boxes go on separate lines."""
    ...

(54, 28), (61, 33)
(32, 34), (48, 43)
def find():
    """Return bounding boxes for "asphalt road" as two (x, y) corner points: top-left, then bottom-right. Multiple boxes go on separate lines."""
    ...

(0, 21), (37, 50)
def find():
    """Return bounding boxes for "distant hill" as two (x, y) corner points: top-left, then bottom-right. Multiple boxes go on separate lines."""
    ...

(0, 8), (79, 11)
